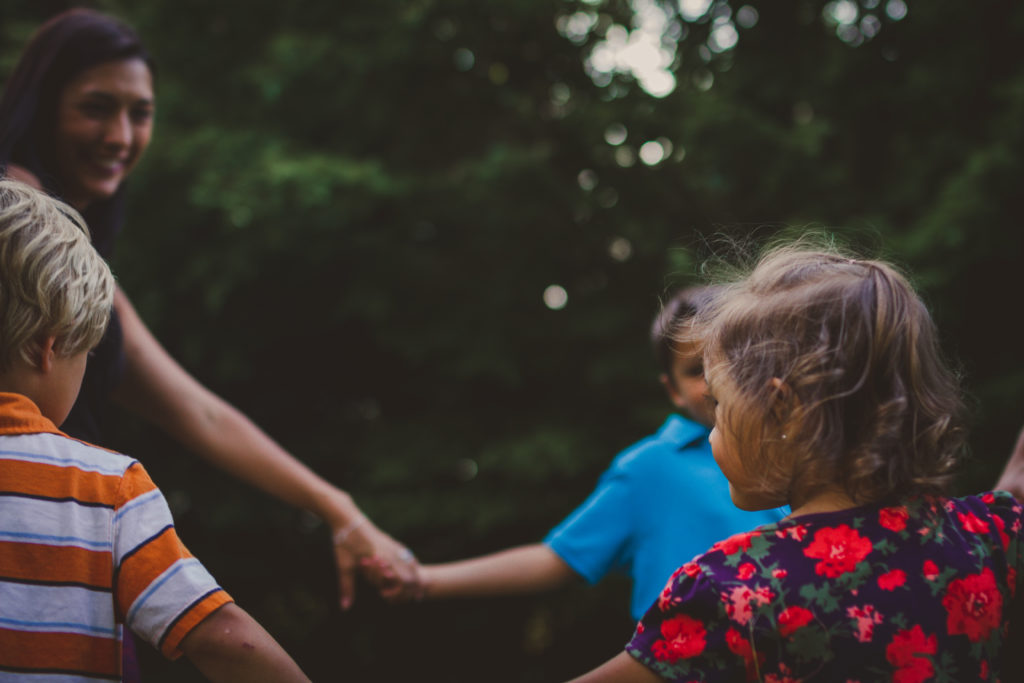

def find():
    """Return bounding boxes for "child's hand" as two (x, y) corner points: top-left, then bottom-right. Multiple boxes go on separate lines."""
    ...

(359, 554), (425, 603)
(331, 518), (421, 609)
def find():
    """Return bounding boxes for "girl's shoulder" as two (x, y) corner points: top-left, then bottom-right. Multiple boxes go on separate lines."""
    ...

(631, 495), (1021, 681)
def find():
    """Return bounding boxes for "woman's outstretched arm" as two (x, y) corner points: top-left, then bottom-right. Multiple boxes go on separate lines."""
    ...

(110, 285), (419, 607)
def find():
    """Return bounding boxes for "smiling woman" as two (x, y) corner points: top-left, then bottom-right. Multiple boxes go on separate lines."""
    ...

(52, 58), (154, 209)
(0, 8), (421, 678)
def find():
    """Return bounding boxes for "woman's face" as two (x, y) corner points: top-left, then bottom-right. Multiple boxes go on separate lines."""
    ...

(53, 58), (154, 209)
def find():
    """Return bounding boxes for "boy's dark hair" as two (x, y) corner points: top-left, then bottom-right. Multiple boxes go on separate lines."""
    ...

(650, 285), (722, 376)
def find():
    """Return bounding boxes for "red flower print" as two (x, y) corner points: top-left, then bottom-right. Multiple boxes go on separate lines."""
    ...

(992, 514), (1009, 551)
(886, 625), (936, 683)
(1009, 567), (1017, 598)
(878, 569), (906, 591)
(778, 606), (814, 637)
(957, 511), (990, 534)
(981, 492), (995, 504)
(942, 567), (1002, 642)
(847, 604), (883, 643)
(892, 657), (935, 683)
(922, 560), (938, 581)
(738, 562), (757, 580)
(879, 506), (909, 532)
(787, 525), (808, 542)
(713, 530), (761, 556)
(651, 614), (707, 662)
(764, 664), (800, 683)
(773, 568), (788, 579)
(980, 660), (989, 678)
(657, 565), (688, 612)
(722, 585), (774, 626)
(803, 525), (873, 578)
(683, 562), (701, 577)
(726, 627), (766, 682)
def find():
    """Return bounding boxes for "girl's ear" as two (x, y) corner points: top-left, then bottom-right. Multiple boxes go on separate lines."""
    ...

(769, 377), (797, 430)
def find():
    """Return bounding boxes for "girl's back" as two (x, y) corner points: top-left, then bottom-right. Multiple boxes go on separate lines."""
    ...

(627, 491), (1022, 681)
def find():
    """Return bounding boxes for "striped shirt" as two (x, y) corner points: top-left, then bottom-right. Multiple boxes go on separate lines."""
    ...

(0, 392), (232, 681)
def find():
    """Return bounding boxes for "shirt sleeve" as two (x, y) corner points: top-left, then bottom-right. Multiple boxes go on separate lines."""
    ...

(625, 560), (747, 683)
(985, 490), (1024, 595)
(112, 461), (233, 659)
(544, 454), (638, 584)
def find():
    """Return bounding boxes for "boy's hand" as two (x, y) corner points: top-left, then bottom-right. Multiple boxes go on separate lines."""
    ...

(360, 553), (425, 603)
(332, 519), (420, 609)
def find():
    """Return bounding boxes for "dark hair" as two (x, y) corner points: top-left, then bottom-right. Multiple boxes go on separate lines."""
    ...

(650, 285), (722, 376)
(0, 8), (153, 254)
(698, 242), (966, 507)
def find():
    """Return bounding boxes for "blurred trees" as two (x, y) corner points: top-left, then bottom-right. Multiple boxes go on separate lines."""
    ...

(2, 0), (1022, 679)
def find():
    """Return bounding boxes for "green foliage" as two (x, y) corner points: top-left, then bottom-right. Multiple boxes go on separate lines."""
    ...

(3, 0), (1024, 679)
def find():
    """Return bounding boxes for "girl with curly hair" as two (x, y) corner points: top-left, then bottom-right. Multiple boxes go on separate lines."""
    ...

(572, 242), (1023, 682)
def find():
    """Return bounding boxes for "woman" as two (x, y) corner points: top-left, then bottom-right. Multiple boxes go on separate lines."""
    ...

(0, 5), (417, 621)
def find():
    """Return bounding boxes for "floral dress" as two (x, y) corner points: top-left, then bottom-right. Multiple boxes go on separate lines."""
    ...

(626, 492), (1024, 682)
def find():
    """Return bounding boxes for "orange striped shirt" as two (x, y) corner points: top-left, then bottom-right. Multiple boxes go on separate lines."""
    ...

(0, 393), (232, 681)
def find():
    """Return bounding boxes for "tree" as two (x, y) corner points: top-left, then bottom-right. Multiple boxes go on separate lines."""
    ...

(2, 0), (1021, 679)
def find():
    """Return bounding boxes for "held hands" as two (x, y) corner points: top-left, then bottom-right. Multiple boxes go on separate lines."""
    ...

(331, 515), (422, 610)
(359, 555), (430, 603)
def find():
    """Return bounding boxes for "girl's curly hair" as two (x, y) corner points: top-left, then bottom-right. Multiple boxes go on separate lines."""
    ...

(694, 241), (966, 507)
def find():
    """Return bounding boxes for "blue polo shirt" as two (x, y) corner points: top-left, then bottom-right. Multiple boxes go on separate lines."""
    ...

(544, 414), (787, 620)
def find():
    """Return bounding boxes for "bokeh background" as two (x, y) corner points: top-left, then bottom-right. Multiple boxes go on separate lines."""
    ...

(2, 0), (1022, 680)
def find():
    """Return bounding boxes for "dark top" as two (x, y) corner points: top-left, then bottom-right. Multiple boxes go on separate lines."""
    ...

(627, 492), (1023, 682)
(59, 196), (127, 444)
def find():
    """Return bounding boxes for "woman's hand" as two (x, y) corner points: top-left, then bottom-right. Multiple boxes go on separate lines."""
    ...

(332, 518), (421, 609)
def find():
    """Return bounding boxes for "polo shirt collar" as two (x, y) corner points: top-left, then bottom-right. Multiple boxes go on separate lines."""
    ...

(658, 413), (711, 449)
(0, 392), (61, 436)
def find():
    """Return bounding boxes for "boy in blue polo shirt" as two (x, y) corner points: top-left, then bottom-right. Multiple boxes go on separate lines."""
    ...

(374, 286), (786, 620)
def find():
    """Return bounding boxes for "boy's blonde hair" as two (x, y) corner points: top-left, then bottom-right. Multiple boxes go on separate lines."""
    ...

(0, 180), (114, 370)
(696, 241), (965, 506)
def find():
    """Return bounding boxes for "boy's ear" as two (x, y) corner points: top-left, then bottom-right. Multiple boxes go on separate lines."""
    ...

(660, 373), (684, 409)
(33, 336), (59, 373)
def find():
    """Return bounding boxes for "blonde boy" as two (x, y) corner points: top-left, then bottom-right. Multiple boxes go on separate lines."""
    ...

(0, 180), (308, 681)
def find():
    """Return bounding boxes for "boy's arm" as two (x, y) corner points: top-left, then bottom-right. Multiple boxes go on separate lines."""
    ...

(180, 603), (310, 682)
(424, 544), (578, 599)
(389, 543), (578, 601)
